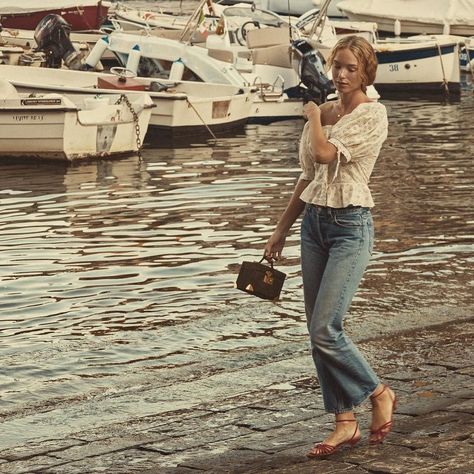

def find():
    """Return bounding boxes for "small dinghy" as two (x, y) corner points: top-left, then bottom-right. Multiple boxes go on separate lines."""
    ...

(0, 79), (154, 161)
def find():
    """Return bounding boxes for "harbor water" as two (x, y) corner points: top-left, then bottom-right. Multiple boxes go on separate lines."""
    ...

(0, 0), (473, 450)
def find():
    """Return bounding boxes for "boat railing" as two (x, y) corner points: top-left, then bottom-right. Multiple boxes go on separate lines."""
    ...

(252, 74), (285, 101)
(109, 18), (153, 36)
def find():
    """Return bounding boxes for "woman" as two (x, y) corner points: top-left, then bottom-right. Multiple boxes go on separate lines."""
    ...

(264, 36), (396, 457)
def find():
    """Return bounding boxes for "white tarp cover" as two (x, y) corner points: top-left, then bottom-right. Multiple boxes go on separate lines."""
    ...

(219, 0), (316, 15)
(0, 1), (102, 15)
(336, 0), (474, 25)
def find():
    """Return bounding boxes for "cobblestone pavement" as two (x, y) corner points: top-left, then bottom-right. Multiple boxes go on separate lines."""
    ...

(1, 317), (473, 474)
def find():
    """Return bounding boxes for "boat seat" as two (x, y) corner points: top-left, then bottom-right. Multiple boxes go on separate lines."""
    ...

(246, 26), (291, 49)
(149, 28), (184, 40)
(207, 48), (234, 63)
(251, 44), (293, 68)
(237, 50), (252, 60)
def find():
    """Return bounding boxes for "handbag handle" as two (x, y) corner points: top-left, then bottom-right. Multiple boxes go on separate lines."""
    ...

(259, 256), (274, 269)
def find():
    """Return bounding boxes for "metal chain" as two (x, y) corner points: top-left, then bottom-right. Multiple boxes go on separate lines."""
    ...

(116, 94), (143, 160)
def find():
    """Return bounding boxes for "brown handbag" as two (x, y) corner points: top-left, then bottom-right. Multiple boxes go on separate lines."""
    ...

(236, 257), (286, 300)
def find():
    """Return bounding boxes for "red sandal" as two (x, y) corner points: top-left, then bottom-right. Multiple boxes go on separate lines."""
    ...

(307, 419), (361, 458)
(369, 384), (397, 444)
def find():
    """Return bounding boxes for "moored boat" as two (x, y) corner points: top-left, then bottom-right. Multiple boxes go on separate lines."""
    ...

(215, 0), (318, 17)
(0, 78), (154, 161)
(0, 65), (256, 141)
(300, 7), (462, 95)
(0, 1), (110, 31)
(336, 0), (474, 36)
(105, 5), (336, 122)
(219, 0), (346, 18)
(460, 36), (474, 72)
(374, 36), (462, 94)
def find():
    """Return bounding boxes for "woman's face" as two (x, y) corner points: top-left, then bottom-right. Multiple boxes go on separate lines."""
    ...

(331, 47), (363, 94)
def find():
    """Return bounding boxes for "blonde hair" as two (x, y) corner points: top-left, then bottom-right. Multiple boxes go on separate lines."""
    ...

(327, 35), (378, 93)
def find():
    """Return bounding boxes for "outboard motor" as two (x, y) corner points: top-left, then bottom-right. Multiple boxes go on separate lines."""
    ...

(34, 14), (83, 69)
(292, 38), (335, 104)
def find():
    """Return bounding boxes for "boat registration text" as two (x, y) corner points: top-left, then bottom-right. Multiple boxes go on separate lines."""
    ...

(12, 115), (45, 122)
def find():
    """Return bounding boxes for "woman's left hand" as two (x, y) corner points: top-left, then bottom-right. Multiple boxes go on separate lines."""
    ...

(303, 101), (321, 121)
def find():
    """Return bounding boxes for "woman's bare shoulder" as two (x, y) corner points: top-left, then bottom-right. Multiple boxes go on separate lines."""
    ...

(320, 100), (338, 126)
(320, 100), (337, 112)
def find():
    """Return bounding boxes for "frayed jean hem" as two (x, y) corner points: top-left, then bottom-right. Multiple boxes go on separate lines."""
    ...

(326, 383), (380, 415)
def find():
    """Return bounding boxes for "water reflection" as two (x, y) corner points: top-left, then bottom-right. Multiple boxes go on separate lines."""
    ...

(0, 81), (472, 437)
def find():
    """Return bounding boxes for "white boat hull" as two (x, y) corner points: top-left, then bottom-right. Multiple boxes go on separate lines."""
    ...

(0, 94), (153, 161)
(142, 89), (251, 140)
(0, 65), (255, 140)
(250, 96), (303, 122)
(375, 39), (461, 94)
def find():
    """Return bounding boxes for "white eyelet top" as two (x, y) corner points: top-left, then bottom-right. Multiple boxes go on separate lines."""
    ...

(298, 101), (388, 208)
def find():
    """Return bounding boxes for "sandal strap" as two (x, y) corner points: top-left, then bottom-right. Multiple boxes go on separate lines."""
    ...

(336, 419), (357, 423)
(309, 443), (336, 455)
(370, 420), (393, 435)
(370, 384), (388, 401)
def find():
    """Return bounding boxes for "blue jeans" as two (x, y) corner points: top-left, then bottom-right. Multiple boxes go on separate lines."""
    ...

(300, 204), (379, 414)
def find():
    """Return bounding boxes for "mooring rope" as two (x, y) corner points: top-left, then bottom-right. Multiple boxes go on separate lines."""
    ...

(436, 42), (450, 95)
(185, 98), (217, 140)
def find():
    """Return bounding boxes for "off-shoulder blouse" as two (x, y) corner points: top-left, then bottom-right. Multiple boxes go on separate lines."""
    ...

(298, 101), (388, 208)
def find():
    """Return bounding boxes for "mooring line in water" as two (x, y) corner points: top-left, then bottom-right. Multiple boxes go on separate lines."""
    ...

(185, 97), (217, 140)
(436, 42), (449, 95)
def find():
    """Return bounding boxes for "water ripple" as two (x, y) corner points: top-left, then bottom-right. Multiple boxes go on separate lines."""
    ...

(0, 77), (473, 426)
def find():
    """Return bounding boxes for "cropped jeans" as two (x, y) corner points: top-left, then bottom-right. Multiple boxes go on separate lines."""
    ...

(300, 204), (379, 414)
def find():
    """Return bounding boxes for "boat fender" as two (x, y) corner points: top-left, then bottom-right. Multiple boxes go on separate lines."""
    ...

(126, 44), (141, 75)
(84, 36), (109, 70)
(149, 81), (171, 92)
(394, 19), (401, 37)
(169, 58), (185, 81)
(443, 23), (450, 35)
(83, 97), (111, 110)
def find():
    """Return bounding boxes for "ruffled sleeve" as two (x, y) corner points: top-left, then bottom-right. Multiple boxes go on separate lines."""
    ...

(298, 121), (315, 181)
(328, 102), (388, 164)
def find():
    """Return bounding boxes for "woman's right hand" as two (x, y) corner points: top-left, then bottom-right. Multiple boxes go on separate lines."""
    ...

(264, 229), (287, 261)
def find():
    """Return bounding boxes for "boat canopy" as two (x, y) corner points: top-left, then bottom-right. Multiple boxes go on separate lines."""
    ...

(217, 1), (316, 16)
(336, 0), (474, 26)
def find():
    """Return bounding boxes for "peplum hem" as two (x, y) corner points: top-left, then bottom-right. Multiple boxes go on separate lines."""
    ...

(300, 183), (375, 208)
